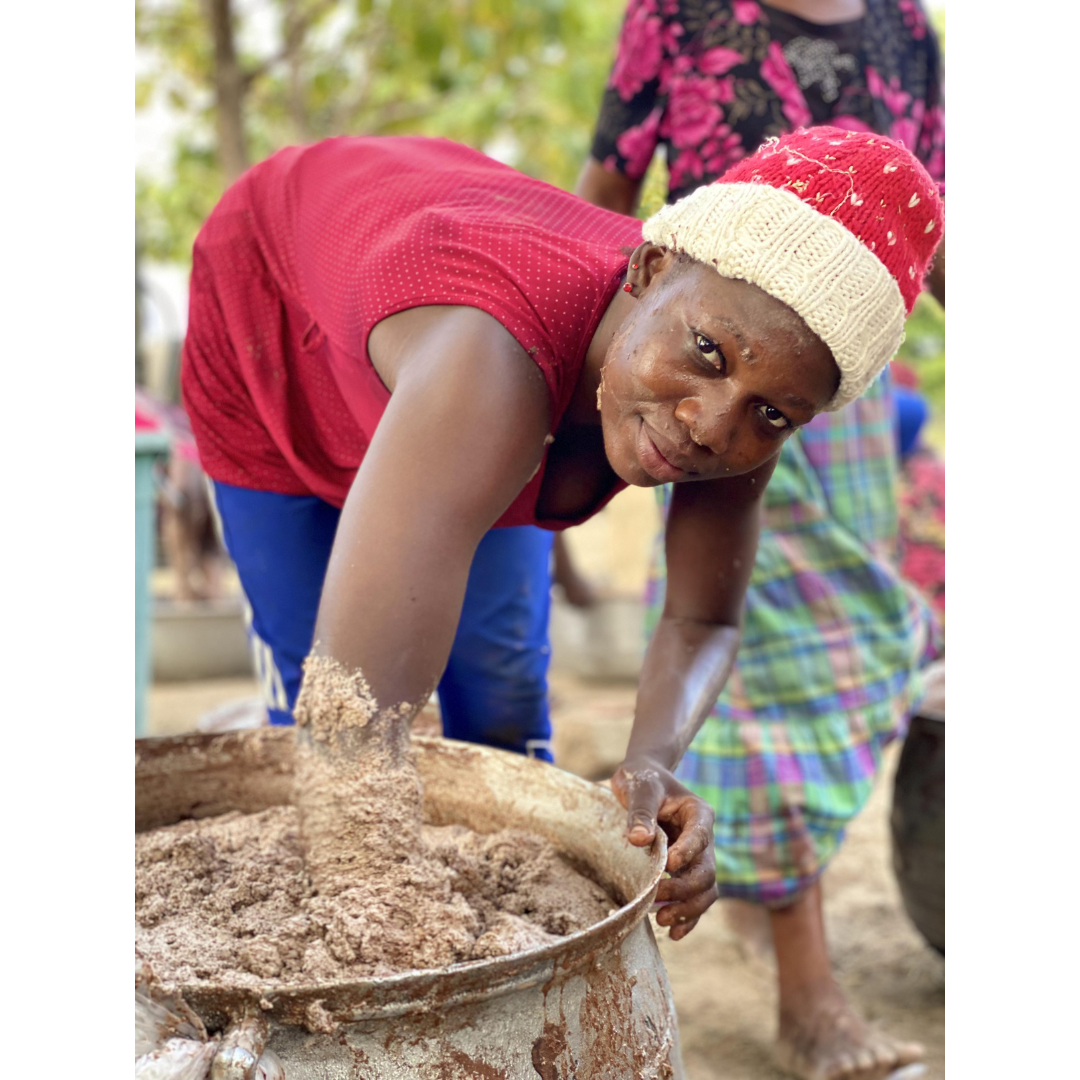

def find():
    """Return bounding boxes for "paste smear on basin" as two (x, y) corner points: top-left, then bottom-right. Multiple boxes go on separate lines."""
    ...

(135, 657), (616, 989)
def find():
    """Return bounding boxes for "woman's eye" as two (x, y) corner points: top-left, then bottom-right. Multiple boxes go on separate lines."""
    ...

(695, 333), (723, 369)
(758, 404), (790, 430)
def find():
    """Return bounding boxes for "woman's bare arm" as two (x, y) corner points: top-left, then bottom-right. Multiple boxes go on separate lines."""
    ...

(627, 463), (771, 764)
(313, 307), (551, 709)
(610, 457), (777, 938)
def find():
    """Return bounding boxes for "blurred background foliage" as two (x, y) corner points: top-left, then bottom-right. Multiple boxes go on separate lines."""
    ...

(136, 0), (943, 435)
(897, 293), (945, 444)
(136, 0), (629, 264)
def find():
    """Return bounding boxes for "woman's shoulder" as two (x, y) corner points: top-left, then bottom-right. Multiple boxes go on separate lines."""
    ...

(250, 135), (541, 199)
(247, 135), (639, 251)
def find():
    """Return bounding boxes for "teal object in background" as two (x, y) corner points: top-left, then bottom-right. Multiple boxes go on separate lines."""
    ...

(135, 431), (170, 734)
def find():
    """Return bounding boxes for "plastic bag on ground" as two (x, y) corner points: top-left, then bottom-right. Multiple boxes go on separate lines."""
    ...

(255, 1047), (285, 1079)
(136, 954), (284, 1077)
(134, 1038), (216, 1080)
(136, 954), (216, 1078)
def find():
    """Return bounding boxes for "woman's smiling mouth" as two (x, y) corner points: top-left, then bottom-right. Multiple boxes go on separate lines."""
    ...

(636, 418), (692, 482)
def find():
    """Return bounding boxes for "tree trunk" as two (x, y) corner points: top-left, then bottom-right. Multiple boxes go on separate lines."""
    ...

(202, 0), (249, 183)
(283, 0), (311, 142)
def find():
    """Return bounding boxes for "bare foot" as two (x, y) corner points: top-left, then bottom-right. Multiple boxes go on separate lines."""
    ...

(776, 980), (923, 1080)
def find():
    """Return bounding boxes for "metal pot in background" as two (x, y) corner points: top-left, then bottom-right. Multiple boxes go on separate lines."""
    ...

(890, 705), (945, 956)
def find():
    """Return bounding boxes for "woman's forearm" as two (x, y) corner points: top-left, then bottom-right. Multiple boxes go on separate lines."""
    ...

(623, 465), (774, 771)
(312, 488), (477, 711)
(625, 615), (741, 769)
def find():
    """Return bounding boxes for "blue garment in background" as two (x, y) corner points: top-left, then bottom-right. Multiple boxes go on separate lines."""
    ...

(209, 481), (554, 761)
(893, 385), (929, 459)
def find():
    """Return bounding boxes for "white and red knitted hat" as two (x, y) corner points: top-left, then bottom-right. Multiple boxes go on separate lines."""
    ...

(642, 126), (944, 410)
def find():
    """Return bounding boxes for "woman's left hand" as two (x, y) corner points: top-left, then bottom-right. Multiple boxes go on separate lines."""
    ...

(610, 757), (719, 941)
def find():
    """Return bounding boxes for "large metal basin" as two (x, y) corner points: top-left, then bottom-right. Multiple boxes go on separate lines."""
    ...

(135, 729), (684, 1079)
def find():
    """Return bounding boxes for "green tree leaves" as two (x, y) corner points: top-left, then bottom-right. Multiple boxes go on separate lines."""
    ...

(136, 0), (626, 263)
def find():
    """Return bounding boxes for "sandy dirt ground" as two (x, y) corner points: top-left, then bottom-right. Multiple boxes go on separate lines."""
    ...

(146, 672), (943, 1079)
(147, 676), (262, 736)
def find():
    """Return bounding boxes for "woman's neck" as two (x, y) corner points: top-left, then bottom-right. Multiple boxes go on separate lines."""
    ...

(763, 0), (866, 25)
(564, 285), (635, 427)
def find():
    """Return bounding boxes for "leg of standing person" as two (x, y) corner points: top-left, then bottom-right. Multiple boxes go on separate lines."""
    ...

(552, 532), (598, 608)
(771, 881), (923, 1080)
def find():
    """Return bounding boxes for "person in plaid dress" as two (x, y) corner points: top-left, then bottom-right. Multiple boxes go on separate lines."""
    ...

(577, 2), (944, 1078)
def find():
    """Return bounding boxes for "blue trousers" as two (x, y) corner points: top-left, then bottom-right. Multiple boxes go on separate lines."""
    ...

(209, 481), (554, 761)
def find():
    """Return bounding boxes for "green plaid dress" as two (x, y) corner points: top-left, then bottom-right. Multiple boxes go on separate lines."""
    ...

(648, 370), (941, 906)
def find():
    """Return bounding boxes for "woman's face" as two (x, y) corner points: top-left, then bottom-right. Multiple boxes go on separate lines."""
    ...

(599, 249), (840, 487)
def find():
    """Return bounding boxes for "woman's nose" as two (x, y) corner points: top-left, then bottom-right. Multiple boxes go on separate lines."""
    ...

(674, 388), (736, 457)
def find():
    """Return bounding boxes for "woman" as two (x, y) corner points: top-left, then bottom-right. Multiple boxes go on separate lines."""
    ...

(577, 3), (943, 1078)
(182, 127), (941, 965)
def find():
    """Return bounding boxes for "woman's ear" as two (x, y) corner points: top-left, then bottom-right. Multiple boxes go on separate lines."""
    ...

(627, 243), (678, 293)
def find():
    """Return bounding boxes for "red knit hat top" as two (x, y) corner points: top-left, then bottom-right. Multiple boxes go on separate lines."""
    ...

(722, 127), (943, 314)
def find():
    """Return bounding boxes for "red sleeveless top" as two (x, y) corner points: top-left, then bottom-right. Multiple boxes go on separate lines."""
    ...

(182, 136), (642, 528)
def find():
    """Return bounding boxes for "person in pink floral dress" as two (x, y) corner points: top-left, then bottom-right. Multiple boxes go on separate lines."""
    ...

(582, 0), (943, 217)
(577, 3), (944, 1079)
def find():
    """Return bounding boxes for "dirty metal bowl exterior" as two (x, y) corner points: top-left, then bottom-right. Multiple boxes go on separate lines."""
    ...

(136, 729), (685, 1079)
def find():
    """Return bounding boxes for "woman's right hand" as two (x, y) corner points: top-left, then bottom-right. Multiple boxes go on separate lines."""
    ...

(610, 757), (719, 941)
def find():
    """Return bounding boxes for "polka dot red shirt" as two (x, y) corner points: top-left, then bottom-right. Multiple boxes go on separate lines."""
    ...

(182, 136), (642, 527)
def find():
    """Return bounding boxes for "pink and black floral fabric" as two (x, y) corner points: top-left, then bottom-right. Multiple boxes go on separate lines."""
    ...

(591, 0), (944, 203)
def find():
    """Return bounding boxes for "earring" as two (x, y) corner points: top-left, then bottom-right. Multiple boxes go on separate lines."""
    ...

(622, 283), (634, 293)
(631, 263), (639, 269)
